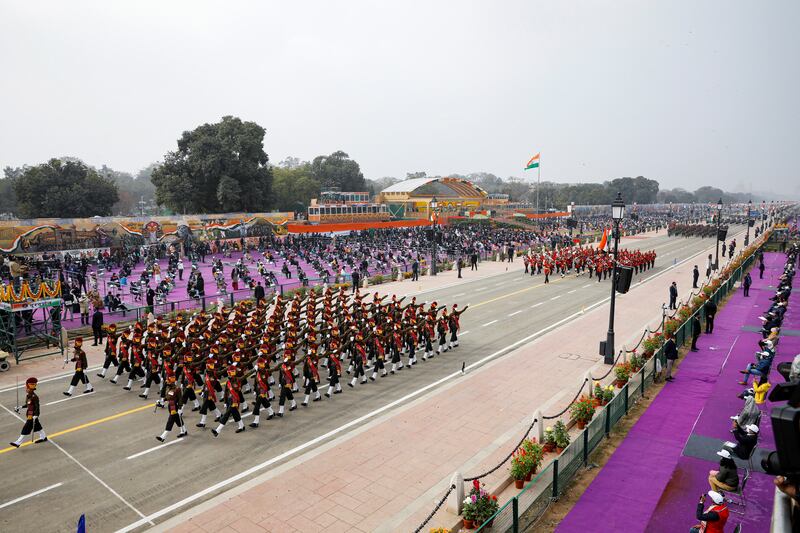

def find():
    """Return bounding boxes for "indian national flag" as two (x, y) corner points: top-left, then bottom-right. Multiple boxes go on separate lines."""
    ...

(525, 153), (540, 170)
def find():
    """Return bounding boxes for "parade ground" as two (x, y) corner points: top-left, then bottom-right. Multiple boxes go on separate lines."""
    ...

(0, 228), (746, 532)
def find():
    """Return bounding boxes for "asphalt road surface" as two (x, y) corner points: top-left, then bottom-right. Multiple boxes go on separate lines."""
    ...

(0, 228), (745, 532)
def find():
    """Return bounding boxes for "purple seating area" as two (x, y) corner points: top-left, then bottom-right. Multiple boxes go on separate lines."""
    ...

(558, 250), (798, 533)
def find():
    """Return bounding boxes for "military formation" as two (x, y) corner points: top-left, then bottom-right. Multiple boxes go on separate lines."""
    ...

(668, 223), (729, 238)
(522, 246), (657, 282)
(11, 287), (466, 446)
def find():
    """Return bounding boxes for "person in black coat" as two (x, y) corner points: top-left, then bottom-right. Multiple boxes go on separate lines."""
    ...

(692, 265), (700, 288)
(254, 281), (265, 305)
(664, 335), (678, 381)
(690, 315), (702, 351)
(704, 299), (717, 334)
(91, 308), (104, 346)
(669, 282), (678, 310)
(743, 272), (752, 297)
(146, 286), (155, 314)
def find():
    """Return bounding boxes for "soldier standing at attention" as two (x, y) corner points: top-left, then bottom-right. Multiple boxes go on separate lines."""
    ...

(10, 377), (47, 447)
(64, 337), (93, 396)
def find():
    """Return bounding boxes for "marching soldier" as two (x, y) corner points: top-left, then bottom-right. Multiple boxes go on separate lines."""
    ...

(10, 377), (47, 447)
(277, 354), (298, 416)
(249, 355), (275, 428)
(64, 337), (93, 396)
(212, 365), (246, 436)
(156, 375), (187, 442)
(97, 323), (119, 379)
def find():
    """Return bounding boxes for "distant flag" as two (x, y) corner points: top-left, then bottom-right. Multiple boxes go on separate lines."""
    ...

(76, 514), (86, 533)
(598, 228), (608, 251)
(524, 153), (540, 170)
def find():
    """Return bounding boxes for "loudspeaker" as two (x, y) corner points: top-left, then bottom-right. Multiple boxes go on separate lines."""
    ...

(615, 266), (633, 294)
(717, 227), (728, 241)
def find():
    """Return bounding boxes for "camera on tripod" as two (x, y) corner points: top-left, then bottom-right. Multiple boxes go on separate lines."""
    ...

(760, 378), (800, 480)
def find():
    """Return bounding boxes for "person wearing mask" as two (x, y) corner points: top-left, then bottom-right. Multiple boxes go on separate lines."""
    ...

(743, 271), (752, 297)
(690, 491), (729, 533)
(91, 307), (104, 346)
(669, 281), (678, 310)
(708, 449), (739, 493)
(752, 375), (771, 405)
(704, 298), (717, 334)
(725, 423), (759, 460)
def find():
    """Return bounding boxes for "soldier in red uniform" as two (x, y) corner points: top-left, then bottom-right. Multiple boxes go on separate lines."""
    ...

(212, 365), (246, 436)
(250, 355), (275, 427)
(302, 346), (322, 405)
(196, 357), (222, 428)
(10, 377), (47, 447)
(97, 323), (119, 379)
(156, 375), (187, 442)
(64, 337), (93, 396)
(277, 354), (298, 416)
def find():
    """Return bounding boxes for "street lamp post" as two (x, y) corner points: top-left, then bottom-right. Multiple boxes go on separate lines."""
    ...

(430, 196), (439, 276)
(745, 199), (752, 246)
(761, 200), (766, 232)
(714, 198), (723, 271)
(603, 192), (625, 365)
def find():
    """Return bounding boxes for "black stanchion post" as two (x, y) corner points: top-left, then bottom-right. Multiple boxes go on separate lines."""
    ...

(512, 497), (519, 533)
(552, 459), (559, 498)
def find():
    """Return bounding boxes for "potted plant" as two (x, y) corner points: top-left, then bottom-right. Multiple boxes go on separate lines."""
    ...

(664, 319), (680, 338)
(678, 305), (692, 322)
(429, 529), (450, 533)
(570, 395), (595, 430)
(553, 420), (570, 452)
(462, 498), (477, 529)
(629, 353), (644, 373)
(614, 362), (632, 388)
(543, 427), (557, 453)
(642, 336), (659, 358)
(510, 450), (529, 488)
(474, 493), (499, 528)
(521, 439), (544, 478)
(592, 381), (604, 407)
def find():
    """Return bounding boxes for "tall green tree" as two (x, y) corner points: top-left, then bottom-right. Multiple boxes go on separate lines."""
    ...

(310, 151), (366, 191)
(151, 116), (272, 213)
(12, 159), (119, 218)
(272, 165), (321, 211)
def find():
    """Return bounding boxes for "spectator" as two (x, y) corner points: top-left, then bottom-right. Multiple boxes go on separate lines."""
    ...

(411, 259), (419, 282)
(457, 257), (463, 279)
(79, 292), (89, 326)
(692, 265), (699, 288)
(91, 307), (104, 346)
(753, 375), (771, 405)
(664, 334), (678, 382)
(758, 260), (765, 279)
(471, 251), (478, 271)
(177, 259), (184, 281)
(725, 423), (759, 460)
(690, 491), (729, 533)
(708, 449), (739, 493)
(146, 286), (155, 314)
(730, 395), (760, 429)
(738, 352), (771, 386)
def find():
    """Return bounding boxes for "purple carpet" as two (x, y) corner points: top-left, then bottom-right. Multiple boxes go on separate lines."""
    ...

(558, 251), (796, 533)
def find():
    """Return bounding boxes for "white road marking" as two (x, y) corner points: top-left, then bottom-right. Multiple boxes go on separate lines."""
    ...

(0, 366), (103, 394)
(567, 289), (577, 294)
(582, 284), (592, 288)
(126, 438), (185, 460)
(482, 320), (498, 327)
(508, 310), (525, 317)
(475, 287), (487, 292)
(0, 403), (153, 526)
(460, 330), (470, 336)
(494, 282), (505, 287)
(0, 482), (63, 510)
(530, 302), (543, 308)
(45, 391), (96, 406)
(453, 293), (465, 297)
(550, 295), (561, 300)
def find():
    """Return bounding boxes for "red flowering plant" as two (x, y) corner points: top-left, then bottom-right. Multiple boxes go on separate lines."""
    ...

(468, 480), (499, 524)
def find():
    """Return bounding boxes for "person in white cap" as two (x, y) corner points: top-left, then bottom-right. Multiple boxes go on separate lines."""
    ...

(690, 491), (729, 533)
(708, 449), (739, 493)
(725, 423), (759, 460)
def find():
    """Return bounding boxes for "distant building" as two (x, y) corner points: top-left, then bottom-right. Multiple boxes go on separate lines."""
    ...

(307, 190), (389, 224)
(377, 176), (501, 219)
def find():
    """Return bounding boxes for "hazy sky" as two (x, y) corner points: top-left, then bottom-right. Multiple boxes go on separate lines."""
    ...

(1, 1), (798, 196)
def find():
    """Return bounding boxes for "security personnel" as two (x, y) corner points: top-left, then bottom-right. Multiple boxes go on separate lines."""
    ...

(10, 377), (47, 447)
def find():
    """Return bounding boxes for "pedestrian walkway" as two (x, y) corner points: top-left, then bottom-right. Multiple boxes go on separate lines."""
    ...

(558, 251), (797, 533)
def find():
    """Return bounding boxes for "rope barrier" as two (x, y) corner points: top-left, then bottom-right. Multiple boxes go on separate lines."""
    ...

(413, 483), (456, 533)
(464, 418), (538, 481)
(590, 351), (625, 381)
(543, 379), (589, 420)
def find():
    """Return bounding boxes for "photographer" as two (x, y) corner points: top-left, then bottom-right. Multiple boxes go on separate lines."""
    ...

(690, 491), (728, 533)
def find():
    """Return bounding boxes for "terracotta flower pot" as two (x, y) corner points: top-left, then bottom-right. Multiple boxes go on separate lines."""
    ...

(543, 442), (554, 453)
(524, 472), (532, 482)
(576, 419), (587, 430)
(463, 518), (474, 529)
(556, 446), (564, 454)
(615, 379), (627, 388)
(514, 478), (525, 489)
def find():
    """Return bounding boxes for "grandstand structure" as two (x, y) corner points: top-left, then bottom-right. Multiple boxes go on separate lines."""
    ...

(377, 176), (500, 219)
(306, 190), (390, 224)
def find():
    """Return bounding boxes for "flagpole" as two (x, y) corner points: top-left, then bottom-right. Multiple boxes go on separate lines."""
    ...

(536, 154), (541, 215)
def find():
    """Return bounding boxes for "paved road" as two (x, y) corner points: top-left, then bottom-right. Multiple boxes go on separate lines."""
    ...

(0, 229), (744, 533)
